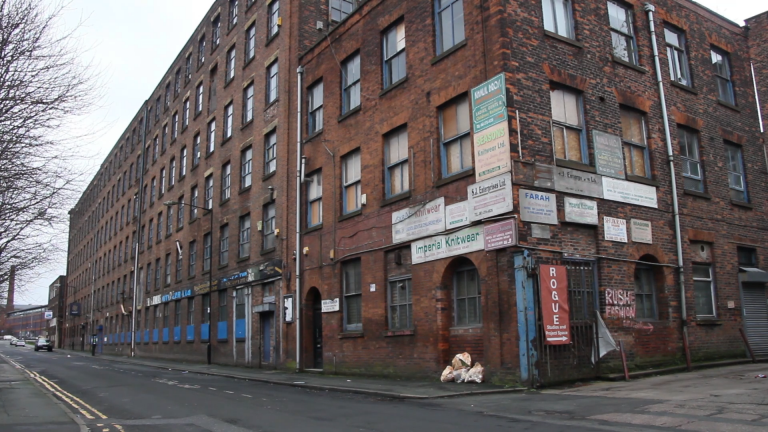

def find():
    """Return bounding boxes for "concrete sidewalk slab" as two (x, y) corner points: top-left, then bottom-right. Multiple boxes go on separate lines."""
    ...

(0, 355), (84, 432)
(59, 348), (524, 399)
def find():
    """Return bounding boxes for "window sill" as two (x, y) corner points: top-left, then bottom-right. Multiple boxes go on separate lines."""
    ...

(190, 217), (198, 225)
(265, 31), (279, 47)
(176, 225), (184, 232)
(303, 223), (323, 235)
(218, 263), (229, 270)
(670, 81), (697, 94)
(202, 270), (210, 276)
(264, 99), (279, 111)
(220, 197), (230, 206)
(625, 174), (658, 187)
(731, 199), (753, 209)
(239, 185), (252, 195)
(241, 119), (254, 130)
(304, 129), (323, 144)
(544, 30), (583, 48)
(338, 332), (364, 339)
(237, 256), (250, 263)
(262, 171), (276, 182)
(717, 100), (740, 112)
(186, 338), (195, 343)
(684, 189), (711, 199)
(379, 76), (408, 97)
(612, 56), (648, 74)
(430, 39), (467, 66)
(224, 77), (233, 88)
(222, 136), (232, 146)
(260, 247), (276, 256)
(217, 339), (228, 343)
(435, 168), (474, 187)
(339, 209), (362, 222)
(187, 275), (196, 280)
(337, 105), (361, 123)
(243, 55), (255, 69)
(555, 159), (596, 173)
(449, 325), (483, 334)
(384, 329), (414, 337)
(381, 190), (411, 207)
(695, 318), (722, 326)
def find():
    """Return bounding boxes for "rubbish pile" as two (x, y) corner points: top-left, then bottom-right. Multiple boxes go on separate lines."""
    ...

(440, 352), (484, 383)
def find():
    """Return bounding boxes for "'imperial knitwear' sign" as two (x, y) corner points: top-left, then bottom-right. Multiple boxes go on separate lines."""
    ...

(411, 226), (484, 264)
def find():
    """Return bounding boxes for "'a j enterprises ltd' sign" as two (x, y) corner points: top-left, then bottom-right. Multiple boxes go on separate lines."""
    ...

(411, 226), (485, 264)
(468, 172), (513, 221)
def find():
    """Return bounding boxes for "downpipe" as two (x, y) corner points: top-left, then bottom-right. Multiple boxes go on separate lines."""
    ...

(295, 65), (304, 372)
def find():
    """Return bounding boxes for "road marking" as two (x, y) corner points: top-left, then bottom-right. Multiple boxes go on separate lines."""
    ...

(209, 387), (217, 390)
(224, 391), (234, 394)
(242, 394), (252, 398)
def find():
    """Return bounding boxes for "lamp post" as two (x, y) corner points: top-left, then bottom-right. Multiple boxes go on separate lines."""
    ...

(164, 200), (214, 365)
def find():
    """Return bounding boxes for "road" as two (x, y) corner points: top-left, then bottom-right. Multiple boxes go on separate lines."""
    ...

(1, 343), (766, 431)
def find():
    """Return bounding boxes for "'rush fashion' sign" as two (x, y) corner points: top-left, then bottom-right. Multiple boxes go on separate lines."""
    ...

(539, 265), (571, 345)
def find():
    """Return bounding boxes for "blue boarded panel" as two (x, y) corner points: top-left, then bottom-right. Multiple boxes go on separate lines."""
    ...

(217, 321), (228, 340)
(201, 323), (209, 341)
(152, 329), (158, 343)
(120, 333), (125, 344)
(186, 324), (195, 341)
(136, 331), (142, 343)
(235, 319), (246, 339)
(173, 326), (181, 342)
(144, 329), (149, 343)
(162, 328), (169, 343)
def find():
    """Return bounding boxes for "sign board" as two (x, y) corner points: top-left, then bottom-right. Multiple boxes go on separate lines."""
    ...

(592, 130), (625, 179)
(554, 167), (604, 198)
(539, 265), (571, 345)
(604, 217), (628, 243)
(69, 302), (82, 316)
(563, 197), (599, 225)
(519, 189), (558, 225)
(146, 294), (162, 307)
(446, 201), (470, 229)
(257, 259), (283, 280)
(193, 280), (217, 295)
(412, 226), (484, 264)
(473, 122), (512, 182)
(44, 310), (53, 320)
(531, 224), (551, 239)
(630, 219), (653, 244)
(321, 298), (340, 313)
(218, 270), (253, 290)
(162, 288), (193, 303)
(468, 172), (513, 221)
(391, 197), (446, 243)
(283, 294), (294, 323)
(471, 73), (507, 132)
(484, 219), (518, 250)
(602, 177), (658, 208)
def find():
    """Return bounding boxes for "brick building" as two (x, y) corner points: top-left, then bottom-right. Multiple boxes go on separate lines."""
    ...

(45, 276), (66, 347)
(7, 305), (46, 339)
(63, 0), (768, 386)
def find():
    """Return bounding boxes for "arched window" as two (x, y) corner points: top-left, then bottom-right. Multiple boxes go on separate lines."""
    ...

(634, 264), (657, 320)
(454, 265), (481, 326)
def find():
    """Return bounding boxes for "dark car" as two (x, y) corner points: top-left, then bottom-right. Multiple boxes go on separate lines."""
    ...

(34, 338), (53, 352)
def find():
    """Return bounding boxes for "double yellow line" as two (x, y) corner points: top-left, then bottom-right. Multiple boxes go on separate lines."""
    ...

(4, 355), (124, 431)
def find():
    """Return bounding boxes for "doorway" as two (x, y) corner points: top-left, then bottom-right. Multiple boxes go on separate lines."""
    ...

(313, 294), (323, 369)
(261, 312), (273, 364)
(742, 283), (768, 357)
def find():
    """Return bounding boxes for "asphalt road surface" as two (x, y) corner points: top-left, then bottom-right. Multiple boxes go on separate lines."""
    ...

(1, 344), (765, 432)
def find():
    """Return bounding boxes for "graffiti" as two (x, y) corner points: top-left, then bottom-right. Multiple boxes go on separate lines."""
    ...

(623, 320), (654, 333)
(605, 288), (636, 320)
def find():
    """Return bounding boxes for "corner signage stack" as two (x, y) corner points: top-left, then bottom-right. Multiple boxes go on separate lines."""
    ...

(471, 73), (512, 182)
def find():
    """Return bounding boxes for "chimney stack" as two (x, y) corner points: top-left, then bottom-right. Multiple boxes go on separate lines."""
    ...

(7, 265), (15, 312)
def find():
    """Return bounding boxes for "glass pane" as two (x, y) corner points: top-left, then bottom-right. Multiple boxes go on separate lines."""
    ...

(554, 0), (570, 37)
(729, 172), (743, 190)
(440, 9), (453, 51)
(456, 97), (469, 133)
(566, 127), (582, 161)
(442, 103), (458, 139)
(346, 295), (361, 325)
(612, 32), (629, 61)
(467, 297), (479, 324)
(692, 265), (710, 279)
(396, 22), (405, 50)
(664, 28), (679, 46)
(466, 270), (478, 296)
(553, 125), (566, 159)
(621, 110), (644, 144)
(683, 177), (703, 192)
(631, 145), (646, 177)
(457, 298), (467, 326)
(693, 281), (714, 316)
(563, 91), (579, 126)
(730, 187), (745, 202)
(460, 136), (472, 169)
(550, 89), (565, 122)
(452, 0), (465, 44)
(542, 0), (555, 33)
(390, 165), (402, 195)
(676, 51), (689, 84)
(456, 272), (467, 298)
(445, 139), (461, 174)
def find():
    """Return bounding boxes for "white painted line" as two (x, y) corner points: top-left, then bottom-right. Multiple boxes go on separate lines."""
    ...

(242, 394), (252, 398)
(224, 391), (234, 394)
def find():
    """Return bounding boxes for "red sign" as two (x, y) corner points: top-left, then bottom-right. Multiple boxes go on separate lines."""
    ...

(483, 219), (518, 251)
(539, 265), (571, 345)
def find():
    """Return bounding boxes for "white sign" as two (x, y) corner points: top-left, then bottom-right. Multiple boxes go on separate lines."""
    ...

(283, 295), (294, 323)
(321, 298), (340, 313)
(602, 177), (658, 208)
(446, 201), (470, 228)
(564, 197), (599, 225)
(631, 219), (653, 244)
(369, 284), (376, 292)
(474, 122), (512, 182)
(44, 311), (53, 320)
(146, 294), (162, 307)
(391, 197), (446, 243)
(604, 217), (628, 243)
(519, 189), (558, 225)
(412, 226), (485, 264)
(468, 172), (513, 222)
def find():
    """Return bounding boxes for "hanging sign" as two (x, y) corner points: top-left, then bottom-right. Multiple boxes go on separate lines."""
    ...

(539, 265), (571, 345)
(471, 73), (507, 132)
(44, 311), (53, 320)
(593, 130), (625, 179)
(519, 189), (558, 225)
(391, 197), (446, 243)
(468, 172), (513, 221)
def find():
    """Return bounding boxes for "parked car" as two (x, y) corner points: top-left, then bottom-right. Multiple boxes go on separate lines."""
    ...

(9, 338), (17, 345)
(13, 339), (26, 347)
(34, 338), (53, 352)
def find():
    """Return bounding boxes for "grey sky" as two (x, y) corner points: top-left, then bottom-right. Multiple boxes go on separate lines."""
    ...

(19, 0), (768, 304)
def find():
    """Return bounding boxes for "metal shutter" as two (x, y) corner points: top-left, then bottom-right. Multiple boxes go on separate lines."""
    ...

(742, 285), (768, 357)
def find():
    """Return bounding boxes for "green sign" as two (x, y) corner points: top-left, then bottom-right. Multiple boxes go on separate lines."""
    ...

(471, 74), (507, 132)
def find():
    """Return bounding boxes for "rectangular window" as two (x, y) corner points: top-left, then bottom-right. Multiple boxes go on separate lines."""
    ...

(665, 25), (690, 86)
(342, 54), (360, 114)
(203, 294), (210, 325)
(268, 1), (279, 38)
(193, 133), (201, 167)
(678, 128), (703, 192)
(236, 288), (246, 321)
(454, 266), (481, 326)
(150, 177), (157, 204)
(725, 143), (747, 202)
(439, 95), (472, 176)
(634, 265), (657, 320)
(551, 87), (586, 163)
(239, 214), (251, 258)
(607, 1), (638, 65)
(187, 297), (194, 325)
(177, 197), (185, 227)
(176, 253), (183, 281)
(266, 60), (278, 103)
(246, 24), (256, 61)
(196, 83), (204, 114)
(198, 35), (206, 66)
(221, 162), (231, 201)
(383, 22), (406, 88)
(191, 186), (199, 219)
(189, 240), (197, 276)
(220, 224), (229, 266)
(435, 0), (465, 55)
(218, 290), (228, 325)
(204, 175), (214, 209)
(385, 127), (409, 197)
(183, 98), (190, 128)
(542, 0), (575, 39)
(169, 158), (176, 187)
(308, 81), (324, 133)
(166, 206), (173, 235)
(174, 68), (181, 96)
(175, 300), (181, 327)
(165, 83), (171, 108)
(163, 303), (169, 328)
(243, 83), (254, 124)
(307, 170), (322, 228)
(620, 108), (649, 178)
(737, 247), (757, 267)
(342, 259), (362, 331)
(156, 213), (163, 241)
(693, 264), (715, 317)
(160, 168), (166, 194)
(265, 131), (277, 175)
(711, 47), (735, 105)
(330, 0), (356, 22)
(185, 54), (193, 81)
(342, 150), (361, 214)
(165, 254), (172, 285)
(153, 137), (158, 161)
(207, 119), (216, 154)
(212, 15), (221, 49)
(154, 258), (161, 290)
(180, 146), (188, 177)
(241, 147), (253, 188)
(223, 104), (234, 141)
(172, 112), (179, 139)
(203, 232), (212, 272)
(229, 0), (238, 29)
(226, 46), (236, 82)
(146, 262), (152, 290)
(148, 219), (154, 247)
(388, 277), (412, 330)
(263, 202), (276, 250)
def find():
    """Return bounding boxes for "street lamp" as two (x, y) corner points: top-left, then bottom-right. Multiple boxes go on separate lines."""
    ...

(163, 200), (214, 365)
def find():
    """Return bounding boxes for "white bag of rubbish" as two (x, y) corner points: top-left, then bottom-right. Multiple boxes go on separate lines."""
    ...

(465, 362), (484, 383)
(453, 367), (468, 383)
(440, 366), (455, 382)
(451, 352), (472, 370)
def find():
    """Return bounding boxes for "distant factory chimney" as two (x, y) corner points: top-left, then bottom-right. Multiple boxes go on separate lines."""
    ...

(6, 265), (15, 312)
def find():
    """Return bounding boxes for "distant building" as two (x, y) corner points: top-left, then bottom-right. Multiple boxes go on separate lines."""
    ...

(7, 305), (46, 338)
(45, 276), (66, 347)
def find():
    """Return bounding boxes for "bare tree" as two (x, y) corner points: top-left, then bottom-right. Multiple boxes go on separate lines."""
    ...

(0, 0), (98, 301)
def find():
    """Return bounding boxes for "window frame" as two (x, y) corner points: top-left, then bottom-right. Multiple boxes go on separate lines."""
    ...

(220, 224), (229, 266)
(226, 45), (236, 83)
(243, 83), (254, 124)
(678, 127), (704, 192)
(188, 240), (197, 277)
(384, 127), (409, 198)
(342, 259), (362, 332)
(439, 95), (473, 177)
(241, 146), (253, 189)
(266, 60), (279, 104)
(542, 0), (575, 40)
(711, 47), (735, 105)
(224, 103), (234, 139)
(308, 80), (324, 134)
(383, 21), (406, 89)
(239, 213), (251, 258)
(307, 170), (322, 228)
(619, 107), (650, 178)
(634, 264), (657, 320)
(341, 150), (362, 214)
(434, 0), (465, 55)
(453, 265), (482, 327)
(268, 1), (280, 38)
(664, 25), (691, 86)
(264, 131), (277, 175)
(725, 143), (747, 202)
(387, 276), (412, 330)
(262, 202), (276, 251)
(203, 232), (212, 272)
(607, 0), (639, 65)
(550, 86), (588, 164)
(221, 162), (232, 201)
(692, 263), (716, 318)
(341, 54), (360, 114)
